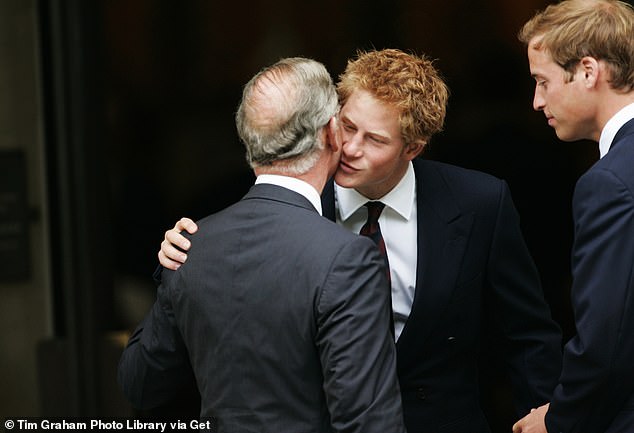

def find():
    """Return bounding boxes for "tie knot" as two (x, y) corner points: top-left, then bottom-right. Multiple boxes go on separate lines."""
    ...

(365, 201), (385, 224)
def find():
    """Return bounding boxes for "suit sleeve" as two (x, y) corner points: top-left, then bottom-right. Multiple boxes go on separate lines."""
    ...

(546, 168), (634, 433)
(315, 236), (406, 433)
(117, 272), (197, 410)
(486, 180), (562, 415)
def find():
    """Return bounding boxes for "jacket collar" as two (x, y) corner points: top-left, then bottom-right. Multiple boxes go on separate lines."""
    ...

(244, 183), (319, 214)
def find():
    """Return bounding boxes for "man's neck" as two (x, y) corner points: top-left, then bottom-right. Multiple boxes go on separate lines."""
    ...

(595, 91), (634, 140)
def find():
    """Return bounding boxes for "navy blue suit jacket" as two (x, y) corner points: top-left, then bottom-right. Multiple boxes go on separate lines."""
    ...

(323, 158), (562, 433)
(546, 118), (634, 433)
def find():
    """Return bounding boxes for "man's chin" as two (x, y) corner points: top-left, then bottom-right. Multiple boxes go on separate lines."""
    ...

(554, 129), (581, 143)
(334, 171), (356, 188)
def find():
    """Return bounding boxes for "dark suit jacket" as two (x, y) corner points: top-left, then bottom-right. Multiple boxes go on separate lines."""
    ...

(322, 158), (563, 433)
(546, 118), (634, 433)
(118, 184), (405, 433)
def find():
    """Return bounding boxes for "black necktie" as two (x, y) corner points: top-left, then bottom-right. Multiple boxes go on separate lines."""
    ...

(360, 201), (394, 336)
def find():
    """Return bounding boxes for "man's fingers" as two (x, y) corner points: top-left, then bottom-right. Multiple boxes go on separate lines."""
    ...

(158, 217), (196, 267)
(175, 217), (198, 234)
(166, 229), (191, 252)
(160, 239), (188, 265)
(158, 250), (182, 271)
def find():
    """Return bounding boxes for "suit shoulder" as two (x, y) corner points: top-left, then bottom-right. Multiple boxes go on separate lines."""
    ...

(178, 202), (242, 241)
(306, 212), (366, 244)
(185, 211), (222, 235)
(414, 158), (505, 199)
(588, 139), (634, 188)
(194, 198), (360, 247)
(417, 158), (500, 182)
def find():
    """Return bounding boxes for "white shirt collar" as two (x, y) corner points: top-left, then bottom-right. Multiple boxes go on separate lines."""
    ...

(599, 102), (634, 158)
(255, 174), (323, 215)
(335, 162), (416, 221)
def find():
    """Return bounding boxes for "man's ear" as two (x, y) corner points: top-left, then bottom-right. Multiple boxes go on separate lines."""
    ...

(326, 116), (341, 153)
(404, 139), (426, 160)
(579, 56), (600, 88)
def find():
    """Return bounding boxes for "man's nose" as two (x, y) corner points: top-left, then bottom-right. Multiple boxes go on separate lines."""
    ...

(533, 89), (545, 111)
(342, 133), (362, 157)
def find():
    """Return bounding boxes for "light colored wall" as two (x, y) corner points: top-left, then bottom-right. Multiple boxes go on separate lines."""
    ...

(0, 0), (52, 416)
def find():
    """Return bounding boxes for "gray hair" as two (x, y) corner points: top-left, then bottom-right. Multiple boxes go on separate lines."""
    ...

(235, 57), (339, 174)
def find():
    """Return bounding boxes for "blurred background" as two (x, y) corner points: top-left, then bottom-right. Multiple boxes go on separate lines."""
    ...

(2, 0), (622, 430)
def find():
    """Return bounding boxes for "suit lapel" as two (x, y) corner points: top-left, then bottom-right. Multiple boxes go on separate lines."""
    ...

(397, 160), (473, 348)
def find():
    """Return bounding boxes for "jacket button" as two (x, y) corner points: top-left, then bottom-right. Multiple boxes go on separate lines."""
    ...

(416, 388), (426, 400)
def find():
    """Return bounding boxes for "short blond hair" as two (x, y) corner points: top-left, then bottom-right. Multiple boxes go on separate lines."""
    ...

(519, 0), (634, 91)
(337, 49), (449, 146)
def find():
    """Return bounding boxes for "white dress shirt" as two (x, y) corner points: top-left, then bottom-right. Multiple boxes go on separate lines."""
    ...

(335, 162), (418, 340)
(255, 174), (323, 215)
(599, 102), (634, 158)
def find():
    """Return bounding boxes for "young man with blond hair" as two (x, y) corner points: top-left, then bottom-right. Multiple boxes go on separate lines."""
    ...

(513, 1), (634, 432)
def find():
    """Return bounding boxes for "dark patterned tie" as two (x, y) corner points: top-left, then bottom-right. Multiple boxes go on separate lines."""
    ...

(360, 201), (390, 280)
(360, 201), (394, 336)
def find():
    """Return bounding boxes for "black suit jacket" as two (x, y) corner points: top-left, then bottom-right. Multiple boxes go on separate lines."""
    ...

(119, 184), (405, 433)
(323, 158), (563, 433)
(546, 118), (634, 433)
